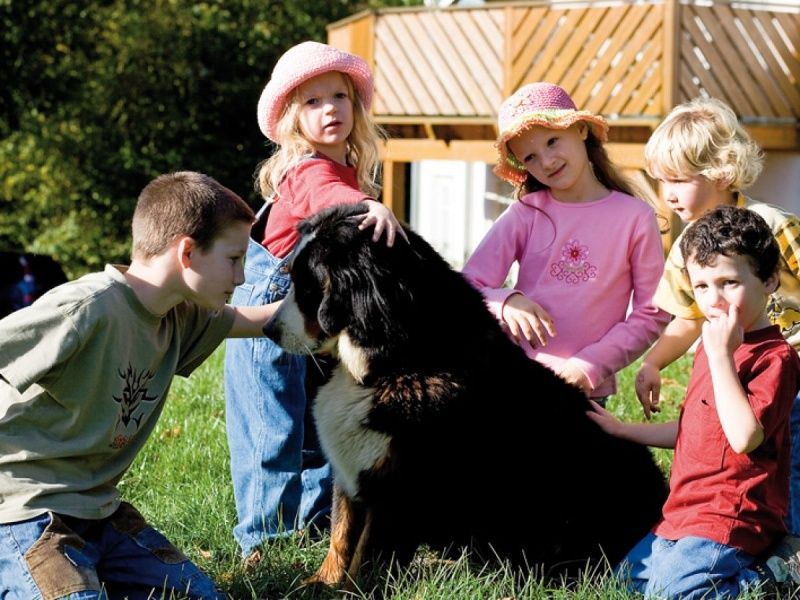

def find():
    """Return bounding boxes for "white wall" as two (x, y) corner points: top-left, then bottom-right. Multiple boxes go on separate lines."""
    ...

(748, 152), (800, 214)
(411, 161), (511, 268)
(410, 160), (468, 267)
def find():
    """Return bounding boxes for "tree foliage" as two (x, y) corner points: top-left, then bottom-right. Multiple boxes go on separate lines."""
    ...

(1, 0), (417, 277)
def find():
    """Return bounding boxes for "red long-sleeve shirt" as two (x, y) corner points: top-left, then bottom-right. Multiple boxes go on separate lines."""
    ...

(262, 155), (369, 258)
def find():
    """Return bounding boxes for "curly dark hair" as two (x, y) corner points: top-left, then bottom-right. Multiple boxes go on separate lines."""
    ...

(679, 205), (779, 282)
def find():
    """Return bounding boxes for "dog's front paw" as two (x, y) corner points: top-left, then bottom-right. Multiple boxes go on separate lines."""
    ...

(302, 571), (342, 587)
(302, 562), (345, 587)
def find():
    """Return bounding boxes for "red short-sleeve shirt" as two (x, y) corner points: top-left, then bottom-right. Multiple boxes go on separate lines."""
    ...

(655, 326), (800, 555)
(262, 155), (368, 258)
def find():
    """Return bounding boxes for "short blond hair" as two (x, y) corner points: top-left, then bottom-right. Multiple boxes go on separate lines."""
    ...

(644, 97), (763, 191)
(132, 171), (254, 260)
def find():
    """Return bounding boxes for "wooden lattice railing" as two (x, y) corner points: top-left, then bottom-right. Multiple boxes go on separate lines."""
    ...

(680, 4), (799, 121)
(371, 8), (505, 117)
(509, 3), (665, 120)
(328, 0), (800, 130)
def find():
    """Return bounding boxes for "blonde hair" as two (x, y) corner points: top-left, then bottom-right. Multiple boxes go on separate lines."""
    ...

(514, 127), (635, 199)
(132, 171), (254, 260)
(644, 97), (763, 191)
(255, 73), (383, 200)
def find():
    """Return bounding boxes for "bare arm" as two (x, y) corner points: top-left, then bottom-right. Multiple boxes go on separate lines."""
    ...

(587, 401), (679, 448)
(703, 306), (764, 454)
(644, 316), (703, 368)
(226, 302), (281, 338)
(636, 316), (703, 418)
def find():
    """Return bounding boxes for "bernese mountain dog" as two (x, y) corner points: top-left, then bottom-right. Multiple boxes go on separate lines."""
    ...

(264, 202), (667, 586)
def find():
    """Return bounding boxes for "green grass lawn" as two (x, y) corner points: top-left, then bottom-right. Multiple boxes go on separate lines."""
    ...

(118, 346), (775, 599)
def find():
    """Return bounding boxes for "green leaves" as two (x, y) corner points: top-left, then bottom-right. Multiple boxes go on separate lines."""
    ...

(1, 0), (418, 277)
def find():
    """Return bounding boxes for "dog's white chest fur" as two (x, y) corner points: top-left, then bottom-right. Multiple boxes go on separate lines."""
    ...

(313, 365), (390, 498)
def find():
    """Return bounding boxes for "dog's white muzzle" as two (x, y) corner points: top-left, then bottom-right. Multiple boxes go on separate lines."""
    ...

(263, 287), (321, 355)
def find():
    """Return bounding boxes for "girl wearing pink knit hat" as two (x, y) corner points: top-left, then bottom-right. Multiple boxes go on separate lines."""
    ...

(463, 82), (669, 402)
(225, 41), (402, 562)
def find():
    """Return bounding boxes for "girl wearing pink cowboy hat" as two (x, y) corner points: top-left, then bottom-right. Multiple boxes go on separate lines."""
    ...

(225, 40), (402, 562)
(463, 82), (669, 403)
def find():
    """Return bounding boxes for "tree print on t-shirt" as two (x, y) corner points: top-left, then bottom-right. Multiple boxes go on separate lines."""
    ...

(109, 364), (159, 449)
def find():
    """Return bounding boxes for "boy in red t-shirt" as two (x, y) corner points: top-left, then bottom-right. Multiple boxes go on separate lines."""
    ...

(589, 205), (800, 598)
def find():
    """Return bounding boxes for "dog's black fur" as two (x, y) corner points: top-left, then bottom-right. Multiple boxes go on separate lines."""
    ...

(265, 202), (667, 582)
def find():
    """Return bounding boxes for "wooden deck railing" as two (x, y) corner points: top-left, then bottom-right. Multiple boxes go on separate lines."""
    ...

(328, 0), (800, 143)
(328, 0), (799, 229)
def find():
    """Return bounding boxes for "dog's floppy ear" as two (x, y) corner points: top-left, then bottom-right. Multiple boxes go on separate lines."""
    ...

(316, 270), (350, 336)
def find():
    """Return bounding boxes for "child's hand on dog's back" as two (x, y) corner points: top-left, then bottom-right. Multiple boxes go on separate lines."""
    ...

(586, 400), (622, 435)
(501, 292), (557, 348)
(358, 200), (408, 246)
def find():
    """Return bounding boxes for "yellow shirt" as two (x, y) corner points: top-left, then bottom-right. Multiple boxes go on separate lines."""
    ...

(655, 195), (800, 350)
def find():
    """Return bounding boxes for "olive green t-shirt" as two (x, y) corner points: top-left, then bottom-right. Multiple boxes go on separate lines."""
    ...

(0, 264), (233, 523)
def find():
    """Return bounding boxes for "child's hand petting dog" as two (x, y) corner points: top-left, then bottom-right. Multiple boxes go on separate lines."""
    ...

(359, 200), (408, 246)
(586, 400), (624, 437)
(501, 292), (557, 348)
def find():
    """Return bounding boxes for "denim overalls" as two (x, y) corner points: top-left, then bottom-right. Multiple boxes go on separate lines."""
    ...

(224, 201), (332, 556)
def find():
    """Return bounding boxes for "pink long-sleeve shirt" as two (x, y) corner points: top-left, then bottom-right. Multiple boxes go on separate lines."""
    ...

(462, 189), (669, 397)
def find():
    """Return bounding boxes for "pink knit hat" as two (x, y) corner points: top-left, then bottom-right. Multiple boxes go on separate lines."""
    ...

(494, 82), (609, 184)
(256, 41), (374, 142)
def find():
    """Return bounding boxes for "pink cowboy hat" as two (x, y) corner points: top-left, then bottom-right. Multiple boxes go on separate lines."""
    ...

(494, 82), (609, 184)
(256, 41), (374, 142)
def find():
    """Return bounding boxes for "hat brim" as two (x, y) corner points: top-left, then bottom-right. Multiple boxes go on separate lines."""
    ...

(257, 48), (373, 142)
(494, 112), (609, 184)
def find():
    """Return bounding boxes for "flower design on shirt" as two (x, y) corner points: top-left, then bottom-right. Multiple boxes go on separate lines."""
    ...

(550, 238), (597, 284)
(562, 239), (589, 264)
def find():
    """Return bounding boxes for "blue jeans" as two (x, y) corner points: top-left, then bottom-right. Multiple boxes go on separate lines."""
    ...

(0, 503), (221, 600)
(224, 234), (332, 556)
(787, 391), (800, 535)
(616, 532), (763, 599)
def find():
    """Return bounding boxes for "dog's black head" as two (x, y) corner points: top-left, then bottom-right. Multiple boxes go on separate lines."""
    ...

(264, 202), (496, 379)
(265, 203), (414, 355)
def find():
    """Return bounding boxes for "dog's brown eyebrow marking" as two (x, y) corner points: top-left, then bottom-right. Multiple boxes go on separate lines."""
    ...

(322, 272), (331, 294)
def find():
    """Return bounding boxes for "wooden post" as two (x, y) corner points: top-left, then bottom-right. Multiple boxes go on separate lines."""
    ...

(327, 11), (375, 69)
(381, 160), (407, 222)
(503, 6), (514, 99)
(662, 0), (681, 114)
(362, 13), (376, 75)
(660, 0), (683, 251)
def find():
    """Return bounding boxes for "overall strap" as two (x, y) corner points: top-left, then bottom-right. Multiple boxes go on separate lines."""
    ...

(251, 153), (320, 241)
(251, 199), (273, 242)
